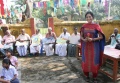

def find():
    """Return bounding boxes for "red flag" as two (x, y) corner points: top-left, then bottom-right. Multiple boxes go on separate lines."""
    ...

(0, 0), (4, 16)
(43, 1), (47, 8)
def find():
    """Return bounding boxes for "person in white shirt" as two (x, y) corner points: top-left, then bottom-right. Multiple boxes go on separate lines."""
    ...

(1, 59), (19, 83)
(30, 29), (42, 55)
(1, 30), (15, 56)
(55, 28), (70, 56)
(106, 28), (120, 48)
(43, 27), (56, 56)
(16, 29), (30, 56)
(68, 27), (80, 57)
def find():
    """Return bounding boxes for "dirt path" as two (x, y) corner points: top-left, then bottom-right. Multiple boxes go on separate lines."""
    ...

(19, 56), (85, 83)
(18, 56), (120, 83)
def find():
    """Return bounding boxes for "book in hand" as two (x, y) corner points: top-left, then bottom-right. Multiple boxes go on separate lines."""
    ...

(42, 38), (55, 45)
(15, 41), (29, 46)
(56, 38), (67, 44)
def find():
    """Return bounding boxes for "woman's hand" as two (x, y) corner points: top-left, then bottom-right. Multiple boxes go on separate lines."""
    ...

(87, 38), (93, 42)
(83, 38), (88, 42)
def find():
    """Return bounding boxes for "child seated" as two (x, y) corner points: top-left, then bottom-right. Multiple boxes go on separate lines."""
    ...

(1, 59), (19, 83)
(5, 49), (18, 69)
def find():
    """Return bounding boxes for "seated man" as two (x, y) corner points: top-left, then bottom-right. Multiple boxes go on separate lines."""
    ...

(1, 30), (15, 56)
(55, 28), (70, 56)
(106, 28), (120, 48)
(16, 29), (30, 56)
(43, 27), (56, 56)
(30, 29), (42, 55)
(68, 27), (80, 57)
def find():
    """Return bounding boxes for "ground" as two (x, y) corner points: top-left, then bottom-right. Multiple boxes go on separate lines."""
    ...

(1, 56), (120, 83)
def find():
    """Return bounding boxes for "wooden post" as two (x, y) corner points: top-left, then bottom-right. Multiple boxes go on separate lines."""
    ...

(30, 18), (35, 35)
(48, 17), (54, 32)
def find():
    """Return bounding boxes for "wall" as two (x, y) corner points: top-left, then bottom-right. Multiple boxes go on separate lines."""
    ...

(0, 18), (35, 38)
(53, 17), (120, 40)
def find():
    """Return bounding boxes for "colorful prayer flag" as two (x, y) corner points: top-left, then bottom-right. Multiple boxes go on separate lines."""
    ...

(80, 0), (87, 5)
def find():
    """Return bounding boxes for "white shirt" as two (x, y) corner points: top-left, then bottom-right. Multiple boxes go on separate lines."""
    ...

(16, 33), (30, 46)
(59, 32), (70, 40)
(69, 32), (80, 44)
(31, 33), (42, 46)
(1, 65), (18, 80)
(16, 33), (30, 41)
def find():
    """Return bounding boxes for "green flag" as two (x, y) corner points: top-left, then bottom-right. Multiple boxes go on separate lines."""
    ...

(80, 0), (87, 5)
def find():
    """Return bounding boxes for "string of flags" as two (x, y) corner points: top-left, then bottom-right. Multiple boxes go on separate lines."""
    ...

(32, 0), (107, 16)
(0, 0), (108, 18)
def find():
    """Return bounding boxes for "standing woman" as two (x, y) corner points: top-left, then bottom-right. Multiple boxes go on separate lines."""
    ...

(80, 11), (105, 82)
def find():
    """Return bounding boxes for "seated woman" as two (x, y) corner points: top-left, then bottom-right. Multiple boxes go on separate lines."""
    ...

(106, 28), (120, 48)
(30, 29), (42, 55)
(4, 49), (18, 69)
(55, 28), (70, 56)
(43, 27), (56, 56)
(68, 27), (80, 57)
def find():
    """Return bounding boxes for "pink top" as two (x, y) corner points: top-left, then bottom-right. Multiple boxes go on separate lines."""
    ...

(5, 56), (18, 66)
(3, 35), (15, 46)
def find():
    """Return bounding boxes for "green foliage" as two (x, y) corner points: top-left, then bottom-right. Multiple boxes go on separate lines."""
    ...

(110, 0), (120, 19)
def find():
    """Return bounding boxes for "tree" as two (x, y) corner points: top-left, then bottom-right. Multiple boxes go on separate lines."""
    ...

(110, 0), (120, 19)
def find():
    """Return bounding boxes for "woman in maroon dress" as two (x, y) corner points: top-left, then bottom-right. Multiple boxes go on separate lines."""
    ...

(80, 11), (105, 82)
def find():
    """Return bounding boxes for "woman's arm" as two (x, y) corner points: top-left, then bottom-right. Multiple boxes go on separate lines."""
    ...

(80, 32), (88, 42)
(92, 32), (103, 41)
(87, 32), (103, 42)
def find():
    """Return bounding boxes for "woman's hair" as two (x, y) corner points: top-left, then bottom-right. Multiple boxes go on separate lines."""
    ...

(85, 11), (94, 19)
(5, 48), (13, 55)
(2, 58), (12, 65)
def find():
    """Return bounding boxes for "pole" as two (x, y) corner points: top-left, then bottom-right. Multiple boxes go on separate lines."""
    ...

(108, 0), (111, 19)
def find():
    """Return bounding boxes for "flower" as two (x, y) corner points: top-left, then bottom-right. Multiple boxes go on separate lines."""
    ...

(87, 33), (90, 37)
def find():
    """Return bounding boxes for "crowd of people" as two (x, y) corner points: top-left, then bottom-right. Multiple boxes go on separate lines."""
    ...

(0, 11), (120, 83)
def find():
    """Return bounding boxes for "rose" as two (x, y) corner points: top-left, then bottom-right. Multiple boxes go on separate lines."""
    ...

(87, 33), (90, 37)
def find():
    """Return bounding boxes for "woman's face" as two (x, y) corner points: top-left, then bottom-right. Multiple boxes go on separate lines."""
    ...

(6, 51), (11, 57)
(86, 14), (93, 23)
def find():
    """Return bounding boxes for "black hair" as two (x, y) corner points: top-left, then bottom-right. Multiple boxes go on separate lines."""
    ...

(85, 11), (94, 19)
(2, 58), (12, 65)
(5, 48), (13, 55)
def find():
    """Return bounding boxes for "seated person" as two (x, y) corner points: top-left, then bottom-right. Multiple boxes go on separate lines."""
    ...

(68, 27), (80, 57)
(43, 27), (56, 56)
(5, 48), (18, 69)
(106, 28), (120, 48)
(55, 28), (70, 56)
(16, 29), (30, 56)
(1, 30), (15, 56)
(1, 59), (19, 83)
(30, 29), (42, 55)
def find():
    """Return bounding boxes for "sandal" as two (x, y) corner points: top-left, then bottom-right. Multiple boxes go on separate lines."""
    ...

(86, 77), (90, 82)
